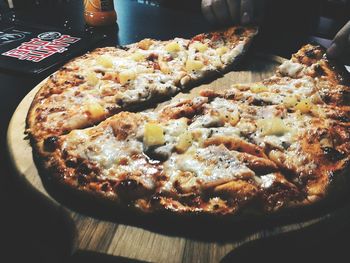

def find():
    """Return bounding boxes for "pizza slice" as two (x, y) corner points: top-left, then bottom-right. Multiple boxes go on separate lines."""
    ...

(40, 44), (350, 216)
(26, 26), (257, 156)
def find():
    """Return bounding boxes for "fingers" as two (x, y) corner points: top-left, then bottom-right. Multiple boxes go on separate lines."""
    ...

(240, 0), (254, 25)
(226, 0), (240, 24)
(201, 0), (265, 26)
(327, 20), (350, 61)
(202, 0), (233, 25)
(201, 0), (217, 24)
(212, 0), (232, 25)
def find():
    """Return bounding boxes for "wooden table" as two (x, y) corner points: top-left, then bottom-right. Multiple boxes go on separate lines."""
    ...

(8, 54), (345, 263)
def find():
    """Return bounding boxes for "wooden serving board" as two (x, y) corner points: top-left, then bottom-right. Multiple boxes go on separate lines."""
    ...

(7, 54), (332, 262)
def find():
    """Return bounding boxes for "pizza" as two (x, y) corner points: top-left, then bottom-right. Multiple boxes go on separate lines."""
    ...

(26, 29), (350, 216)
(27, 26), (257, 157)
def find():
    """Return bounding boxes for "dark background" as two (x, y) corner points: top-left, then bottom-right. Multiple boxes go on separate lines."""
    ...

(0, 0), (349, 262)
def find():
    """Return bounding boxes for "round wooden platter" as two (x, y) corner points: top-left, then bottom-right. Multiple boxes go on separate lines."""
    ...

(7, 54), (333, 263)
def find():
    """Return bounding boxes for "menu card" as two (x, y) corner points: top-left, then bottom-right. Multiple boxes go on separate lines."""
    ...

(0, 24), (103, 74)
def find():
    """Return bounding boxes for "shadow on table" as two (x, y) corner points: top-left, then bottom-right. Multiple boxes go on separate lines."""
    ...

(69, 250), (146, 263)
(222, 205), (350, 263)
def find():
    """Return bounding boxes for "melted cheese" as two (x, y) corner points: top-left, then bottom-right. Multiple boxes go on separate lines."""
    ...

(260, 173), (276, 188)
(64, 127), (142, 170)
(62, 126), (159, 191)
(278, 60), (305, 78)
(162, 145), (256, 192)
(33, 31), (254, 140)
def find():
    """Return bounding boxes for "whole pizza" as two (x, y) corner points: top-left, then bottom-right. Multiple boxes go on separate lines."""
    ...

(26, 26), (350, 216)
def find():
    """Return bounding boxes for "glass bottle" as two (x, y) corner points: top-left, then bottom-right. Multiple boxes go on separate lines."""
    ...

(83, 0), (117, 27)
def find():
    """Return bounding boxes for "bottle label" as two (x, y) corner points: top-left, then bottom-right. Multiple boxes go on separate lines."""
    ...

(84, 0), (115, 12)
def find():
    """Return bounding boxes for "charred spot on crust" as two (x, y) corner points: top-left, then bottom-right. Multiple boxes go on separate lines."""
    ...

(74, 74), (84, 80)
(94, 69), (105, 75)
(77, 162), (92, 175)
(43, 136), (59, 152)
(262, 182), (303, 211)
(117, 45), (129, 51)
(281, 141), (291, 150)
(322, 147), (344, 162)
(118, 179), (139, 190)
(115, 98), (124, 107)
(65, 158), (78, 168)
(337, 115), (350, 123)
(106, 106), (120, 115)
(234, 27), (244, 36)
(60, 66), (73, 72)
(184, 195), (203, 207)
(305, 49), (317, 59)
(150, 193), (161, 204)
(342, 90), (350, 105)
(77, 174), (88, 186)
(35, 114), (47, 122)
(251, 98), (272, 106)
(101, 182), (109, 192)
(173, 180), (180, 192)
(115, 179), (152, 200)
(313, 64), (325, 76)
(321, 93), (331, 103)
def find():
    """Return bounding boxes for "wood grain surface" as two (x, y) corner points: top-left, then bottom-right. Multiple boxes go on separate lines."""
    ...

(7, 54), (331, 263)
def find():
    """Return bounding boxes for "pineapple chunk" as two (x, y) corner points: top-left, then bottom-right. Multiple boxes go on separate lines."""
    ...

(231, 83), (250, 91)
(216, 47), (229, 56)
(144, 123), (165, 146)
(138, 39), (153, 50)
(250, 84), (268, 93)
(295, 98), (312, 113)
(229, 111), (240, 126)
(185, 59), (204, 72)
(96, 55), (113, 68)
(175, 131), (193, 153)
(119, 69), (136, 85)
(86, 71), (99, 86)
(257, 117), (289, 136)
(190, 42), (208, 52)
(159, 60), (171, 74)
(283, 95), (298, 108)
(129, 52), (145, 62)
(165, 42), (181, 53)
(86, 103), (105, 120)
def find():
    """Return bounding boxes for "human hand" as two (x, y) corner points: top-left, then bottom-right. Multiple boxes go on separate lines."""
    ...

(201, 0), (264, 26)
(327, 21), (350, 64)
